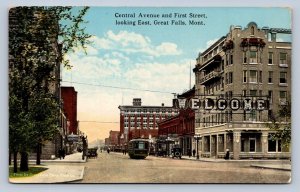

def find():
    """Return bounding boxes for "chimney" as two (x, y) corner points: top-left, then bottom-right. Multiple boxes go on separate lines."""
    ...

(161, 103), (164, 107)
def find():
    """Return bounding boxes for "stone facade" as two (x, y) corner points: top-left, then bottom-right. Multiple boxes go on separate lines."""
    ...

(194, 22), (291, 159)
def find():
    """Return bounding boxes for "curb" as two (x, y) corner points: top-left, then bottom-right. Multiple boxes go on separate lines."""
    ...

(53, 166), (85, 183)
(250, 164), (291, 171)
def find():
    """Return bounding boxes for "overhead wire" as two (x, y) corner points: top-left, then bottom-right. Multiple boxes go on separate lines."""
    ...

(61, 80), (175, 94)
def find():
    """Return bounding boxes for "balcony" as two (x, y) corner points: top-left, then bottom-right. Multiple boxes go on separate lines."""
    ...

(195, 54), (222, 71)
(199, 71), (221, 85)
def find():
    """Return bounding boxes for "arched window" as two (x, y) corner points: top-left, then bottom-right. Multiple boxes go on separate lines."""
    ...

(251, 26), (255, 35)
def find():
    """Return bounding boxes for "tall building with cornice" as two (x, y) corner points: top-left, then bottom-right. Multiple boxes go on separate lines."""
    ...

(193, 22), (291, 159)
(118, 98), (178, 146)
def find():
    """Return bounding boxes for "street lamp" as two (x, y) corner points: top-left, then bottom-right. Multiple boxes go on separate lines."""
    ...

(194, 134), (201, 160)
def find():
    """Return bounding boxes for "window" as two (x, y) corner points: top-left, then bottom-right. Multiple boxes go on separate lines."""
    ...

(279, 91), (287, 105)
(268, 52), (273, 64)
(249, 51), (257, 63)
(279, 72), (287, 84)
(280, 91), (287, 99)
(249, 138), (256, 152)
(243, 71), (247, 83)
(271, 33), (276, 41)
(241, 139), (245, 152)
(221, 59), (224, 71)
(268, 91), (273, 104)
(251, 26), (255, 35)
(268, 138), (276, 152)
(228, 72), (233, 84)
(250, 90), (257, 96)
(259, 71), (262, 83)
(268, 71), (273, 83)
(278, 140), (282, 152)
(268, 134), (282, 152)
(249, 70), (257, 83)
(279, 53), (287, 64)
(243, 52), (247, 63)
(230, 54), (233, 64)
(242, 90), (247, 96)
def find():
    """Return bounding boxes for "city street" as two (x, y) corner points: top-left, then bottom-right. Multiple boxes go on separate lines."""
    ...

(75, 152), (291, 183)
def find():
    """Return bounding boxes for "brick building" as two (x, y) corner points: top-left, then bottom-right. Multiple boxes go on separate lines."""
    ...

(118, 98), (179, 145)
(158, 87), (195, 155)
(193, 22), (291, 159)
(107, 130), (120, 151)
(61, 86), (78, 135)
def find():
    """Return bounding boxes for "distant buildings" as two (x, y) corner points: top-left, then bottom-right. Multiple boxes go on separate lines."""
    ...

(104, 130), (120, 151)
(118, 98), (179, 145)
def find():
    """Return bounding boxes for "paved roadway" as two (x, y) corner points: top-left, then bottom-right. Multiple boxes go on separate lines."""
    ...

(75, 152), (291, 183)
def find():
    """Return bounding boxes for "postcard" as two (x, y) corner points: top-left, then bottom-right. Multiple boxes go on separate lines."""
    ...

(9, 6), (291, 183)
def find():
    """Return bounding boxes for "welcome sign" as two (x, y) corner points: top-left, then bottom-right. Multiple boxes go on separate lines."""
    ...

(175, 96), (270, 111)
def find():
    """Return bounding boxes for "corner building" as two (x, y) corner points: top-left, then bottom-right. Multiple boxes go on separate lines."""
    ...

(193, 22), (291, 159)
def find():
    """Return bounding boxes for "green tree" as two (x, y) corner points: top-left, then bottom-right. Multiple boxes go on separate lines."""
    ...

(267, 101), (291, 149)
(9, 6), (91, 172)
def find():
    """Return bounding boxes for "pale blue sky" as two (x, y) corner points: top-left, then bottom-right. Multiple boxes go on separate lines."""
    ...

(61, 7), (292, 141)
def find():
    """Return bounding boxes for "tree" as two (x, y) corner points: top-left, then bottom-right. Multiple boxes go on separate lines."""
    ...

(9, 6), (91, 172)
(267, 101), (291, 149)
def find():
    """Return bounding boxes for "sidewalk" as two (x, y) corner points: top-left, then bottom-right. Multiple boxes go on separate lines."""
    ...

(28, 152), (87, 164)
(164, 155), (291, 171)
(10, 152), (87, 183)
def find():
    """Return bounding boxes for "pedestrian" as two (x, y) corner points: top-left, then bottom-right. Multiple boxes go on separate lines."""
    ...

(107, 148), (110, 154)
(188, 149), (192, 158)
(61, 148), (65, 159)
(124, 149), (127, 155)
(58, 149), (62, 160)
(224, 149), (230, 160)
(122, 149), (125, 155)
(192, 149), (196, 157)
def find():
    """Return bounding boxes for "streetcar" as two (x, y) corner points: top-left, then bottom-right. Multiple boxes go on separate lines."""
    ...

(128, 139), (150, 159)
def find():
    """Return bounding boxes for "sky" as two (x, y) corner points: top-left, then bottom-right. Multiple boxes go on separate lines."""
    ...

(61, 7), (291, 143)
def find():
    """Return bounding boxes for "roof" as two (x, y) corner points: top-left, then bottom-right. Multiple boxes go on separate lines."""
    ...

(118, 105), (174, 109)
(269, 28), (292, 34)
(177, 86), (195, 98)
(200, 36), (226, 56)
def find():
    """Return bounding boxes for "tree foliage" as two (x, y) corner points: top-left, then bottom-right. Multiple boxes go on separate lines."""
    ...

(9, 6), (91, 172)
(267, 101), (291, 148)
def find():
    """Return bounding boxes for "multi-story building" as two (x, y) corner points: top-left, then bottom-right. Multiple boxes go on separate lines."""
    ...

(193, 22), (291, 159)
(118, 98), (178, 145)
(108, 130), (120, 151)
(61, 86), (78, 135)
(158, 87), (195, 155)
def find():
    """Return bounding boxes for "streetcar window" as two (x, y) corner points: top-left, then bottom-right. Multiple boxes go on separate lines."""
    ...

(138, 142), (145, 149)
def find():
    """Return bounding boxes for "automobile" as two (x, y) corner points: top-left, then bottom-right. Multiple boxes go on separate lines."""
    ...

(87, 148), (98, 158)
(171, 147), (182, 159)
